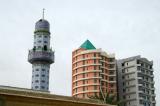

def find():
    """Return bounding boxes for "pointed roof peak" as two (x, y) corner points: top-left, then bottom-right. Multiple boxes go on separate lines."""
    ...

(80, 40), (96, 50)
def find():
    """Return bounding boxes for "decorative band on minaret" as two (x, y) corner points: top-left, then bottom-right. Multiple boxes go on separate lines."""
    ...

(28, 10), (54, 92)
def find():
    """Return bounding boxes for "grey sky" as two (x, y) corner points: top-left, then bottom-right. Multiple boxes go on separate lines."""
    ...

(0, 0), (159, 105)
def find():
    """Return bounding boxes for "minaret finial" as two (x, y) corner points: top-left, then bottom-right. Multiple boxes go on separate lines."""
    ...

(42, 8), (45, 19)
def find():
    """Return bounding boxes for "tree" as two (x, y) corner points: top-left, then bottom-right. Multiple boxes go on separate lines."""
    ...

(88, 90), (122, 105)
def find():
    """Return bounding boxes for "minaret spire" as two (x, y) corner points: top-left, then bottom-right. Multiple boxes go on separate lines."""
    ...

(42, 8), (45, 19)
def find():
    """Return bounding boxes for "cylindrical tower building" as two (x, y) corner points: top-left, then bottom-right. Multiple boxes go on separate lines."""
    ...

(72, 40), (117, 99)
(28, 17), (54, 92)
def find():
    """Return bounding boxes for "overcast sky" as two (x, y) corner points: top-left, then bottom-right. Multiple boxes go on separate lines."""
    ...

(0, 0), (159, 105)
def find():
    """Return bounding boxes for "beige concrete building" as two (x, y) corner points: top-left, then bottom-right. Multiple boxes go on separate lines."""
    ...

(117, 56), (156, 106)
(72, 40), (117, 99)
(0, 86), (116, 106)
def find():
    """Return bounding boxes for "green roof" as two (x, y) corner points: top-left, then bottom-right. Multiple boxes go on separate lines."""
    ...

(80, 40), (96, 50)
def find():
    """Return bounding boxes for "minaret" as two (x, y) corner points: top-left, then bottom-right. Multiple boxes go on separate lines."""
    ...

(28, 9), (54, 92)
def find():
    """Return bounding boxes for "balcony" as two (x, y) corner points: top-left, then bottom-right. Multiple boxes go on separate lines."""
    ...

(28, 50), (54, 64)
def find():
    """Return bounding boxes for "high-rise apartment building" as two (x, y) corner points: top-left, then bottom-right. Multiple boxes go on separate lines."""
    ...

(72, 40), (117, 99)
(117, 56), (156, 106)
(28, 15), (54, 91)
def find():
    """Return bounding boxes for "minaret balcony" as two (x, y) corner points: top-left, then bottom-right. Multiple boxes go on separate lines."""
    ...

(28, 50), (54, 64)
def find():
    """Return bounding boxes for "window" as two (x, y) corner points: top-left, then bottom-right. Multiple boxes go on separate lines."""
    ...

(36, 69), (39, 71)
(110, 90), (114, 93)
(44, 36), (47, 38)
(83, 67), (85, 71)
(101, 82), (104, 86)
(141, 63), (144, 66)
(102, 62), (104, 66)
(44, 41), (47, 43)
(109, 77), (114, 81)
(83, 73), (85, 78)
(94, 53), (96, 57)
(35, 80), (39, 83)
(35, 86), (38, 89)
(126, 69), (128, 72)
(75, 69), (77, 73)
(41, 80), (45, 83)
(123, 96), (126, 99)
(152, 97), (155, 101)
(122, 69), (125, 73)
(41, 86), (45, 89)
(42, 69), (45, 71)
(83, 87), (85, 91)
(137, 66), (141, 70)
(122, 75), (125, 79)
(83, 80), (85, 84)
(101, 75), (104, 79)
(110, 84), (114, 87)
(39, 35), (42, 38)
(94, 92), (97, 96)
(86, 80), (88, 83)
(38, 40), (42, 43)
(109, 71), (114, 75)
(83, 54), (85, 58)
(94, 79), (97, 83)
(123, 88), (126, 92)
(83, 93), (85, 98)
(83, 60), (85, 65)
(42, 74), (45, 77)
(35, 74), (39, 77)
(94, 86), (97, 90)
(102, 69), (104, 73)
(44, 45), (47, 51)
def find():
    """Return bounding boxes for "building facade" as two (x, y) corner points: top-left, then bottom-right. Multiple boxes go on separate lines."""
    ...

(0, 86), (116, 106)
(117, 56), (156, 106)
(28, 17), (54, 91)
(72, 40), (117, 99)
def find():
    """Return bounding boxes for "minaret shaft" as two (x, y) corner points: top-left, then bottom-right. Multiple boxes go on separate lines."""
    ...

(28, 18), (54, 92)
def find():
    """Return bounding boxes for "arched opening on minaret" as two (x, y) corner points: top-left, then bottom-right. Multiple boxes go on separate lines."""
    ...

(33, 46), (36, 51)
(44, 45), (47, 51)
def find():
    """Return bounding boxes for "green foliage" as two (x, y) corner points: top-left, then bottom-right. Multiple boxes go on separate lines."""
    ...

(88, 91), (121, 105)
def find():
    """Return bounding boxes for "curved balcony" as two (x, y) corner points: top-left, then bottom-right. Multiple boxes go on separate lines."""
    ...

(28, 50), (54, 64)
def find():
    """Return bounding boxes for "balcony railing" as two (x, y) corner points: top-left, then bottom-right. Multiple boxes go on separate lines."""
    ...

(28, 50), (54, 64)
